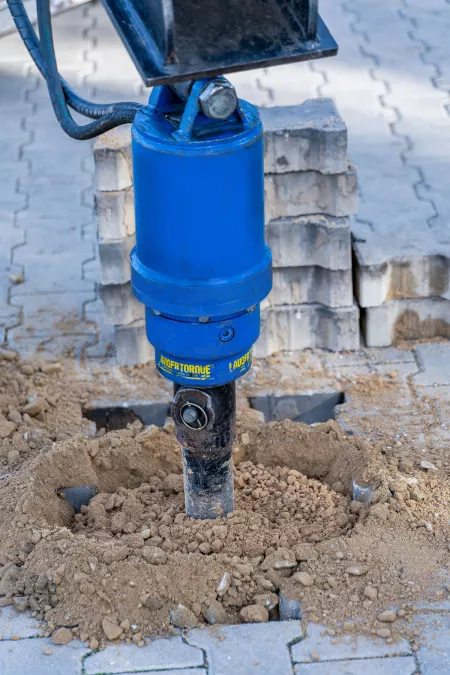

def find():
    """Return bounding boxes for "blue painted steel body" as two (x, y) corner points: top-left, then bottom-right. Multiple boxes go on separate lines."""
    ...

(130, 86), (272, 386)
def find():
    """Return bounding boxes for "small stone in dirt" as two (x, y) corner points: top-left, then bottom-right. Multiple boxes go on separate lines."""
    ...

(0, 349), (17, 361)
(410, 489), (426, 501)
(370, 504), (389, 521)
(43, 649), (53, 656)
(170, 605), (198, 629)
(198, 542), (211, 555)
(294, 544), (318, 562)
(102, 616), (121, 641)
(292, 571), (314, 587)
(343, 621), (355, 632)
(52, 627), (73, 645)
(143, 594), (164, 611)
(364, 585), (378, 600)
(41, 362), (63, 374)
(141, 528), (151, 540)
(310, 652), (320, 662)
(217, 572), (231, 597)
(345, 566), (369, 576)
(203, 600), (227, 625)
(7, 449), (20, 466)
(420, 460), (438, 471)
(22, 398), (48, 417)
(0, 421), (16, 439)
(254, 593), (279, 611)
(239, 604), (269, 623)
(90, 638), (99, 650)
(377, 610), (397, 623)
(376, 628), (391, 639)
(142, 546), (167, 565)
(13, 596), (28, 612)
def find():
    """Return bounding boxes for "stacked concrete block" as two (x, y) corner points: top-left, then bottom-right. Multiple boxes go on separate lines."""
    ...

(354, 239), (450, 346)
(255, 100), (359, 357)
(94, 126), (152, 366)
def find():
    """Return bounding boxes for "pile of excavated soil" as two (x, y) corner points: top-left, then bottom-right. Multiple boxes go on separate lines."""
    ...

(0, 350), (449, 651)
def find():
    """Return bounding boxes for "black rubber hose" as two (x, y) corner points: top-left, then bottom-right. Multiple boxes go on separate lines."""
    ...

(36, 0), (140, 139)
(6, 0), (142, 124)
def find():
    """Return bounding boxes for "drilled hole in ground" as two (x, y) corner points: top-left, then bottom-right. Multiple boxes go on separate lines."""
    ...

(83, 391), (346, 432)
(249, 391), (345, 424)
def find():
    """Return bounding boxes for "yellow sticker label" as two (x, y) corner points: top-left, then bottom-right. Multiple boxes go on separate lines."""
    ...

(158, 354), (214, 381)
(228, 348), (252, 373)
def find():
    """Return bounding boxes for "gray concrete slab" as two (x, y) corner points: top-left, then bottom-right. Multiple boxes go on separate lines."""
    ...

(0, 637), (88, 675)
(0, 606), (42, 639)
(294, 656), (416, 674)
(415, 613), (450, 675)
(291, 624), (412, 663)
(187, 621), (302, 675)
(84, 636), (205, 674)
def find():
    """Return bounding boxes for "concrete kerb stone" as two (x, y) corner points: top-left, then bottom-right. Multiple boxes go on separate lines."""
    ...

(99, 282), (143, 326)
(115, 319), (154, 366)
(98, 234), (136, 286)
(266, 215), (351, 270)
(354, 250), (450, 308)
(93, 125), (133, 192)
(271, 267), (353, 308)
(265, 165), (358, 223)
(96, 188), (136, 242)
(255, 302), (360, 357)
(259, 99), (348, 175)
(362, 297), (450, 348)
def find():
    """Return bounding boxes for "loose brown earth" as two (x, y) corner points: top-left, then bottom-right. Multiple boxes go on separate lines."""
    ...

(0, 348), (449, 651)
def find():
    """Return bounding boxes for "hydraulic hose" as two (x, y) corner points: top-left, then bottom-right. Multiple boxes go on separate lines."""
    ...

(6, 0), (143, 137)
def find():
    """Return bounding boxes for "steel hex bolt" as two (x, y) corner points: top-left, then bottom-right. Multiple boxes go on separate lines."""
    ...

(199, 81), (238, 120)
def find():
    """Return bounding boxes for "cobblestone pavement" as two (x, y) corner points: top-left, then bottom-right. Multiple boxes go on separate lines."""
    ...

(1, 0), (449, 360)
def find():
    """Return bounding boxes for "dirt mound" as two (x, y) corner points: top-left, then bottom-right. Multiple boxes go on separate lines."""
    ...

(0, 351), (449, 650)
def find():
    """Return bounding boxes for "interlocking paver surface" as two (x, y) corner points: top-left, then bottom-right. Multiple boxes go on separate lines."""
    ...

(0, 637), (88, 675)
(84, 636), (205, 674)
(187, 621), (303, 675)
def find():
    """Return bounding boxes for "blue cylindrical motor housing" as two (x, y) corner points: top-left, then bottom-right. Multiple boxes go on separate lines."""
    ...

(130, 88), (272, 386)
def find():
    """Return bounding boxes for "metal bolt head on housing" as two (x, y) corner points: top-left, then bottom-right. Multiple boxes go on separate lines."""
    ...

(199, 80), (238, 120)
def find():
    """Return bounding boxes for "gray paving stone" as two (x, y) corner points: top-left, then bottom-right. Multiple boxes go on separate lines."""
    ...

(255, 302), (360, 357)
(98, 235), (135, 285)
(363, 298), (450, 348)
(187, 621), (302, 675)
(266, 215), (351, 271)
(8, 292), (96, 339)
(265, 166), (358, 223)
(415, 613), (450, 674)
(413, 343), (450, 386)
(260, 99), (348, 175)
(295, 656), (416, 674)
(271, 267), (353, 308)
(84, 636), (204, 674)
(0, 637), (88, 675)
(291, 623), (411, 663)
(0, 606), (41, 639)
